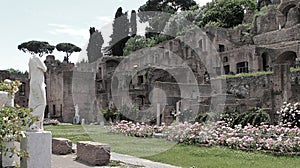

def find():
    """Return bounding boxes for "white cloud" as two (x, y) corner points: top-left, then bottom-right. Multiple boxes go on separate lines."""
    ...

(92, 16), (113, 28)
(48, 23), (70, 28)
(48, 23), (89, 41)
(47, 23), (90, 64)
(97, 16), (112, 23)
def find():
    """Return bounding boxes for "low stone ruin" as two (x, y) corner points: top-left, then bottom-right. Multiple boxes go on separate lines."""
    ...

(52, 138), (73, 155)
(76, 141), (110, 166)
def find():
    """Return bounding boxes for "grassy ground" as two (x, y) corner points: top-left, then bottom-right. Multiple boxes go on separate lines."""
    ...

(145, 144), (300, 168)
(45, 125), (300, 168)
(45, 124), (176, 157)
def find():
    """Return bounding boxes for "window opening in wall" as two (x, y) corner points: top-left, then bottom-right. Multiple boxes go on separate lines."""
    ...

(262, 53), (269, 71)
(219, 44), (225, 52)
(60, 104), (63, 117)
(223, 57), (228, 63)
(224, 65), (230, 74)
(97, 67), (102, 80)
(198, 39), (203, 51)
(236, 62), (249, 74)
(185, 47), (189, 57)
(138, 75), (144, 85)
(53, 104), (56, 116)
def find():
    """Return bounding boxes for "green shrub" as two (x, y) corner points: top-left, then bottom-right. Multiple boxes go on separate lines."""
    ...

(0, 106), (36, 158)
(222, 108), (270, 127)
(0, 80), (36, 158)
(100, 108), (120, 123)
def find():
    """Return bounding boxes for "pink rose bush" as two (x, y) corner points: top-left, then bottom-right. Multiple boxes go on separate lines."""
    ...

(277, 102), (300, 128)
(165, 121), (300, 154)
(109, 120), (166, 138)
(109, 120), (300, 154)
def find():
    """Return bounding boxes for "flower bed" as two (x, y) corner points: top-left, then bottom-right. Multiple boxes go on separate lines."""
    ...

(109, 120), (300, 155)
(109, 120), (165, 138)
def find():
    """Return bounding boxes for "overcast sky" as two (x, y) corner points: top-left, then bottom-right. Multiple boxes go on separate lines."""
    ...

(0, 0), (211, 72)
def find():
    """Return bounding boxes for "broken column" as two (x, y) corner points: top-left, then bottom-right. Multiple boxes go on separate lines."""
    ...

(272, 63), (292, 122)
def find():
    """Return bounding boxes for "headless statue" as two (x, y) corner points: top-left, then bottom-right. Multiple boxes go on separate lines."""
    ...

(28, 55), (47, 131)
(73, 104), (80, 124)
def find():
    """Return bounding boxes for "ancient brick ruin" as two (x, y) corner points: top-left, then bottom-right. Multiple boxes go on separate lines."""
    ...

(4, 0), (300, 124)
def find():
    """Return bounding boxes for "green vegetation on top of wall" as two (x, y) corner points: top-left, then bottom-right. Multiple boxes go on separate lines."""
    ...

(220, 71), (273, 79)
(219, 67), (300, 79)
(254, 6), (268, 17)
(290, 67), (300, 72)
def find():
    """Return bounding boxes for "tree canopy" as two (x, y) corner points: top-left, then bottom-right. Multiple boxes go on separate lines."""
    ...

(138, 0), (197, 17)
(123, 34), (172, 56)
(138, 0), (197, 39)
(200, 0), (257, 28)
(17, 40), (55, 57)
(123, 35), (155, 56)
(56, 43), (81, 63)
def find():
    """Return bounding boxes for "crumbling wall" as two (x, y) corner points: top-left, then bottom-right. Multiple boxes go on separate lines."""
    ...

(254, 5), (285, 35)
(253, 24), (300, 45)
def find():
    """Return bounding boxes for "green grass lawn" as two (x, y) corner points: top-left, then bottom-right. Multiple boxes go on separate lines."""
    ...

(45, 125), (300, 168)
(45, 124), (176, 157)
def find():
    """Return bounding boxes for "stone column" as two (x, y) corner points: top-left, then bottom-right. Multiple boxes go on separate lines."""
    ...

(272, 64), (292, 122)
(176, 101), (181, 122)
(156, 103), (160, 126)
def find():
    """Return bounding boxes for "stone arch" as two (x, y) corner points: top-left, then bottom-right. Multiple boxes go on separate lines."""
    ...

(275, 51), (297, 65)
(278, 0), (299, 28)
(279, 1), (297, 17)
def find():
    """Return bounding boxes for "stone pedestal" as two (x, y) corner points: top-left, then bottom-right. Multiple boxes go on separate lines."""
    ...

(1, 140), (16, 168)
(21, 131), (52, 168)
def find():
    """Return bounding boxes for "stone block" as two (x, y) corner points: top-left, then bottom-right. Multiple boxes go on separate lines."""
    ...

(1, 140), (16, 168)
(52, 138), (72, 155)
(21, 131), (52, 168)
(76, 141), (110, 166)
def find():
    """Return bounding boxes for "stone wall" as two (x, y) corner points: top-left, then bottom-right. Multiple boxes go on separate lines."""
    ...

(254, 5), (285, 35)
(253, 24), (300, 45)
(220, 45), (259, 74)
(224, 70), (300, 114)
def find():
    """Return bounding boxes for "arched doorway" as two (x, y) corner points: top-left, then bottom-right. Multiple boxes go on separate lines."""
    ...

(272, 51), (297, 123)
(275, 51), (297, 65)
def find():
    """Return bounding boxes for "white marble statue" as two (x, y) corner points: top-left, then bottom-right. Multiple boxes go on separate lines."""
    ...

(28, 55), (47, 131)
(73, 104), (80, 124)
